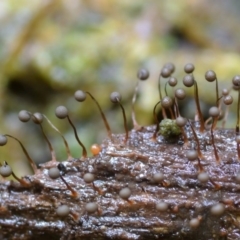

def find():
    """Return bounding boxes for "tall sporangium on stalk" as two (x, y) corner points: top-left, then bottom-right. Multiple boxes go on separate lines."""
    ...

(0, 63), (240, 240)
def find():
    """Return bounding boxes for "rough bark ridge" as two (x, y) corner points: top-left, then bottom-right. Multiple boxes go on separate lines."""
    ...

(0, 125), (240, 240)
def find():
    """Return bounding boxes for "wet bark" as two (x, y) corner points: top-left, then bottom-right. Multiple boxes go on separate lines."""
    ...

(0, 126), (240, 240)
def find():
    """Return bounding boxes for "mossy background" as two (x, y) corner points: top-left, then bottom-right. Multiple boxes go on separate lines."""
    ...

(0, 0), (240, 176)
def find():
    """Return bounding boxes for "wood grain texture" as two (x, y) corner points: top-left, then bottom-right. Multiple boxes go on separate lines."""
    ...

(0, 125), (240, 240)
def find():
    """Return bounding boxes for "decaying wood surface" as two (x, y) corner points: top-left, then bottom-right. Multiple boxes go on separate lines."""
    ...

(0, 125), (240, 240)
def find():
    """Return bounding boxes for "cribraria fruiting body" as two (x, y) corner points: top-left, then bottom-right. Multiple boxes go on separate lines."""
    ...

(0, 63), (240, 240)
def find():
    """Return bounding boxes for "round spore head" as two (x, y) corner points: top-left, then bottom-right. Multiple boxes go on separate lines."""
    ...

(48, 167), (60, 179)
(32, 112), (43, 124)
(18, 110), (31, 122)
(223, 95), (233, 105)
(209, 106), (220, 118)
(232, 75), (240, 87)
(210, 203), (225, 216)
(119, 187), (131, 200)
(183, 75), (194, 87)
(161, 96), (173, 109)
(83, 173), (95, 183)
(198, 172), (209, 183)
(156, 202), (168, 211)
(137, 68), (149, 80)
(0, 135), (7, 146)
(205, 70), (216, 82)
(175, 88), (186, 100)
(221, 88), (229, 96)
(74, 90), (87, 102)
(55, 106), (68, 119)
(163, 62), (175, 73)
(85, 202), (98, 213)
(56, 205), (70, 217)
(184, 63), (195, 73)
(161, 67), (171, 78)
(176, 117), (187, 127)
(153, 172), (164, 183)
(189, 218), (200, 228)
(0, 165), (12, 177)
(168, 77), (178, 87)
(186, 150), (198, 161)
(110, 92), (122, 103)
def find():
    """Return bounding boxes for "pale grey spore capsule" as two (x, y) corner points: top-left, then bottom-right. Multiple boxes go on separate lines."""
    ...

(0, 165), (12, 177)
(221, 88), (229, 96)
(0, 135), (7, 146)
(48, 167), (60, 179)
(55, 106), (68, 119)
(137, 68), (149, 80)
(83, 173), (95, 183)
(161, 96), (173, 109)
(168, 77), (178, 87)
(189, 218), (200, 228)
(209, 106), (220, 118)
(161, 67), (171, 78)
(156, 202), (168, 211)
(119, 187), (131, 200)
(183, 75), (194, 87)
(205, 70), (216, 82)
(223, 95), (233, 105)
(32, 112), (44, 124)
(186, 150), (198, 161)
(198, 172), (209, 183)
(175, 88), (186, 100)
(184, 63), (195, 74)
(164, 62), (175, 73)
(74, 90), (87, 102)
(153, 172), (164, 183)
(18, 110), (31, 122)
(210, 203), (225, 216)
(232, 75), (240, 87)
(176, 117), (187, 127)
(110, 92), (122, 103)
(85, 202), (98, 213)
(56, 205), (70, 217)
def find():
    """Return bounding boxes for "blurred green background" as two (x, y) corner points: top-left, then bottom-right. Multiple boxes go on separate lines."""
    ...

(1, 0), (240, 176)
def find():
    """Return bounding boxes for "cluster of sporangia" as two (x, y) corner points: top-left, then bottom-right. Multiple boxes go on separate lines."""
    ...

(0, 62), (240, 228)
